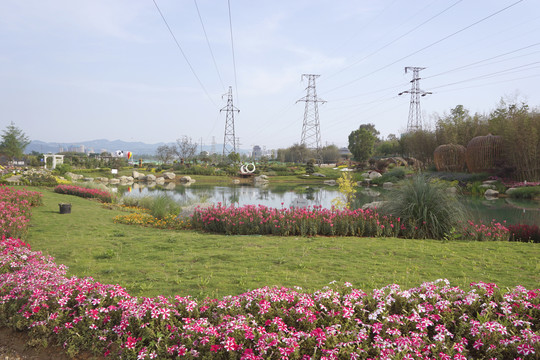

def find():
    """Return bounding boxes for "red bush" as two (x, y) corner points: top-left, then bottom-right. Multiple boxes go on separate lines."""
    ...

(508, 223), (540, 243)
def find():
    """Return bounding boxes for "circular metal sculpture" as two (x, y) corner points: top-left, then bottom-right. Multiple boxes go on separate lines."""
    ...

(240, 163), (256, 174)
(434, 144), (466, 172)
(466, 134), (504, 173)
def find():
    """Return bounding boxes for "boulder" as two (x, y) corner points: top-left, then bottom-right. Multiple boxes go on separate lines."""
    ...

(483, 180), (498, 185)
(312, 173), (326, 177)
(382, 182), (393, 189)
(83, 177), (94, 182)
(362, 201), (386, 210)
(155, 177), (165, 184)
(66, 172), (84, 180)
(323, 180), (337, 186)
(479, 184), (495, 189)
(362, 188), (380, 197)
(253, 176), (269, 184)
(145, 174), (156, 182)
(179, 176), (194, 183)
(231, 179), (241, 184)
(119, 176), (132, 183)
(164, 182), (176, 190)
(109, 178), (120, 185)
(162, 172), (176, 180)
(369, 171), (382, 179)
(96, 177), (109, 183)
(484, 189), (499, 198)
(132, 171), (143, 179)
(505, 187), (518, 195)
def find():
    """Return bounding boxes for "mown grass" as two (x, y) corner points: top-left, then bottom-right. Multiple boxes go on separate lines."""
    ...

(22, 186), (540, 299)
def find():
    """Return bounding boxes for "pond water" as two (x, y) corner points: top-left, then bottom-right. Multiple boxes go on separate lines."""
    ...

(119, 183), (540, 226)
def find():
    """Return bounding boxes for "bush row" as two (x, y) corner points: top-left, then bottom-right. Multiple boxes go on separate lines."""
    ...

(54, 184), (113, 203)
(1, 237), (538, 359)
(190, 204), (510, 241)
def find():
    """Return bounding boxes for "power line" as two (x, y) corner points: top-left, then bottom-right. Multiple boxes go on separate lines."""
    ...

(433, 73), (540, 94)
(325, 0), (525, 94)
(228, 0), (240, 105)
(193, 0), (226, 91)
(325, 0), (464, 81)
(430, 61), (540, 90)
(151, 0), (218, 107)
(424, 42), (540, 79)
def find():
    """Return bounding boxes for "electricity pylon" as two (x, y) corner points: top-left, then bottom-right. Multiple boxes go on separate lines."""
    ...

(221, 86), (239, 156)
(399, 67), (432, 132)
(297, 74), (326, 153)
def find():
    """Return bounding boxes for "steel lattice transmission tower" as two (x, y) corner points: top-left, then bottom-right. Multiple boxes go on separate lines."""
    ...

(399, 67), (432, 131)
(297, 74), (326, 152)
(221, 86), (240, 156)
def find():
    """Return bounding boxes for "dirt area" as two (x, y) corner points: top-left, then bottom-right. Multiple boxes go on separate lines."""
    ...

(0, 328), (101, 360)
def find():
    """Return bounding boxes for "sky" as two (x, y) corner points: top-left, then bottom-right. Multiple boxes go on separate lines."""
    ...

(1, 0), (539, 151)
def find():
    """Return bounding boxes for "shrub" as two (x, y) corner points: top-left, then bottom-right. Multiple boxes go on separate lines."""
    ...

(120, 195), (181, 220)
(508, 186), (540, 199)
(0, 186), (42, 238)
(148, 194), (181, 219)
(508, 223), (540, 243)
(370, 167), (406, 185)
(54, 184), (114, 203)
(381, 175), (467, 239)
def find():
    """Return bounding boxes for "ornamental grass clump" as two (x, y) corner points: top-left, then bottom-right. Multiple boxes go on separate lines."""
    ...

(1, 237), (539, 359)
(381, 174), (467, 239)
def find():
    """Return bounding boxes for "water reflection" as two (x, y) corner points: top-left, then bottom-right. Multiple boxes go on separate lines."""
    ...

(119, 184), (540, 225)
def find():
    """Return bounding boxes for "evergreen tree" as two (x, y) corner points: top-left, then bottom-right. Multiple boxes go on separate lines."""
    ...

(0, 122), (30, 159)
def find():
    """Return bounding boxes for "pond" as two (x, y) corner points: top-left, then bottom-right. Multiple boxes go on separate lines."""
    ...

(118, 183), (540, 226)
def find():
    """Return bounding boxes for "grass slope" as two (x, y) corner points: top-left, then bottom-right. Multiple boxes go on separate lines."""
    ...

(24, 186), (540, 299)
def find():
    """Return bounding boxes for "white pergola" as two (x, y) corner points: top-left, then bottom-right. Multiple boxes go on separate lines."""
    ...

(43, 154), (65, 169)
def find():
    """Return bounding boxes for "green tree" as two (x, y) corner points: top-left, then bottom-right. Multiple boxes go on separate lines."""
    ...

(0, 122), (30, 159)
(320, 144), (340, 163)
(348, 124), (379, 162)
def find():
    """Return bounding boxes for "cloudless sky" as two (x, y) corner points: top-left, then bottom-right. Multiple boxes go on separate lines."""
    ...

(1, 0), (539, 150)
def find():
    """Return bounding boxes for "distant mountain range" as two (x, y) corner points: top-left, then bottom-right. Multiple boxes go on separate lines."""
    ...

(26, 139), (250, 156)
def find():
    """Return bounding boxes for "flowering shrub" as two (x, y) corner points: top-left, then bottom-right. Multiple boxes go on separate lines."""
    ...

(191, 204), (509, 241)
(114, 213), (190, 230)
(0, 186), (42, 239)
(508, 224), (540, 243)
(1, 237), (538, 359)
(54, 184), (113, 203)
(191, 204), (400, 237)
(460, 220), (510, 241)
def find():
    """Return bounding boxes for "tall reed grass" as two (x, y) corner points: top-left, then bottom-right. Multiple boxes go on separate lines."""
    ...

(381, 175), (467, 239)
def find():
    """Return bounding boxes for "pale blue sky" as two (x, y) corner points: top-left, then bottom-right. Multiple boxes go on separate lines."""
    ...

(1, 0), (539, 150)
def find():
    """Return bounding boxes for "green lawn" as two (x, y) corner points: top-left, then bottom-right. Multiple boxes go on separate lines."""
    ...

(23, 186), (540, 299)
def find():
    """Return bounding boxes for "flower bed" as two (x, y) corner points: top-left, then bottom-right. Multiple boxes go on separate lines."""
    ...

(113, 213), (190, 230)
(508, 224), (540, 243)
(0, 186), (42, 239)
(54, 184), (113, 203)
(1, 237), (538, 359)
(191, 204), (509, 241)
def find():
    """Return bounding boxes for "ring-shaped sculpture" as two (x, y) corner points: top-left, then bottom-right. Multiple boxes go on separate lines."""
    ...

(240, 162), (256, 174)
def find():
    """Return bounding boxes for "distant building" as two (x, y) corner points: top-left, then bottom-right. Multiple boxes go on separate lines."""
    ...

(339, 147), (352, 160)
(252, 145), (262, 159)
(68, 145), (85, 153)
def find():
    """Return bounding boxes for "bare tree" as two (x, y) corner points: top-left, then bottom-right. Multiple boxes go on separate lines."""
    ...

(175, 136), (197, 162)
(155, 145), (176, 164)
